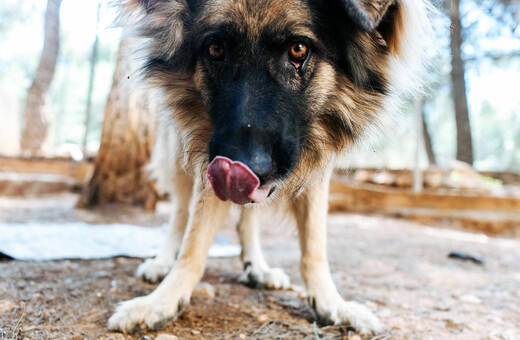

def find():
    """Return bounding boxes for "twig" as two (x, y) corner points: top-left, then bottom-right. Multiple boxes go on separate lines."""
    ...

(11, 307), (26, 340)
(313, 321), (321, 340)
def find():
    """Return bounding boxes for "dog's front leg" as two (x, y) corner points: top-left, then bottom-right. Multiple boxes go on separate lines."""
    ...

(292, 168), (382, 336)
(237, 208), (290, 289)
(108, 178), (230, 333)
(136, 158), (194, 283)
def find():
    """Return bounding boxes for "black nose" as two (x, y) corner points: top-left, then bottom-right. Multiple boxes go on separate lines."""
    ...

(215, 143), (273, 183)
(247, 147), (273, 180)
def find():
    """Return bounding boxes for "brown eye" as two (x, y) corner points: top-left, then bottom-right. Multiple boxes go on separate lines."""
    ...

(289, 42), (309, 62)
(208, 43), (225, 60)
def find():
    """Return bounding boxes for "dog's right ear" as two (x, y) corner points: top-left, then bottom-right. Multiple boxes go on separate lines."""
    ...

(119, 0), (194, 60)
(121, 0), (156, 13)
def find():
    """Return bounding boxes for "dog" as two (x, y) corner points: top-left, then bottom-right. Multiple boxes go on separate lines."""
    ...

(108, 0), (432, 335)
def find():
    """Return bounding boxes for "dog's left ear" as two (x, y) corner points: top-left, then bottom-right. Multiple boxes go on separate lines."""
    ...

(339, 0), (406, 55)
(338, 0), (395, 32)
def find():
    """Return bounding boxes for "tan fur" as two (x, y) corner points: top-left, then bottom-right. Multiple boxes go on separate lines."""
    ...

(109, 0), (433, 335)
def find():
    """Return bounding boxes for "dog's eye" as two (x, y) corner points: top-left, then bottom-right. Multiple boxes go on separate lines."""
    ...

(208, 43), (225, 60)
(289, 42), (309, 63)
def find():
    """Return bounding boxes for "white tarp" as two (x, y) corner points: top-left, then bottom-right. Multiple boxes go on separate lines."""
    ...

(0, 222), (241, 261)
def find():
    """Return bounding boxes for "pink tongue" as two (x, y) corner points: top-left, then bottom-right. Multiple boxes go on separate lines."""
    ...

(207, 156), (271, 204)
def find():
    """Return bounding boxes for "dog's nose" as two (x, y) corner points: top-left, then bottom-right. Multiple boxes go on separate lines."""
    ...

(247, 148), (273, 180)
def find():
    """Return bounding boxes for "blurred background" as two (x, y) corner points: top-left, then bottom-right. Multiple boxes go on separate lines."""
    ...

(0, 0), (519, 171)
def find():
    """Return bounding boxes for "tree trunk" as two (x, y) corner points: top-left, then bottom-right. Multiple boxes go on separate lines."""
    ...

(20, 0), (62, 155)
(82, 2), (101, 153)
(421, 105), (437, 166)
(450, 0), (474, 165)
(77, 38), (159, 210)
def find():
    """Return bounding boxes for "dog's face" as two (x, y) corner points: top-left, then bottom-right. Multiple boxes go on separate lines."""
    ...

(126, 0), (419, 203)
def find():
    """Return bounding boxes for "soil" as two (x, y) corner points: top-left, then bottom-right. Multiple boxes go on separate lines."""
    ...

(1, 193), (519, 340)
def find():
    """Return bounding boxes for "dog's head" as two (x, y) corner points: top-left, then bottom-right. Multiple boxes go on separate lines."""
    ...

(123, 0), (431, 204)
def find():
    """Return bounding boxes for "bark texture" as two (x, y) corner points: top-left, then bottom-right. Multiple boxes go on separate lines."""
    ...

(449, 0), (474, 165)
(20, 0), (62, 155)
(77, 38), (159, 210)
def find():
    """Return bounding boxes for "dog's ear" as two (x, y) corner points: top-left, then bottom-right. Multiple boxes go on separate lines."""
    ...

(340, 0), (432, 63)
(120, 0), (156, 14)
(338, 0), (395, 32)
(338, 0), (405, 55)
(344, 0), (433, 94)
(119, 0), (195, 60)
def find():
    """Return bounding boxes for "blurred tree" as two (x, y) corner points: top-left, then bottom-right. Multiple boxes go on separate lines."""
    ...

(77, 38), (159, 210)
(449, 0), (474, 165)
(20, 0), (62, 155)
(422, 106), (437, 166)
(83, 1), (101, 153)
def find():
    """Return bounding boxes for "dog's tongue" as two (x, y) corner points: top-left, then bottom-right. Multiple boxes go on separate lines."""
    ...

(207, 156), (271, 205)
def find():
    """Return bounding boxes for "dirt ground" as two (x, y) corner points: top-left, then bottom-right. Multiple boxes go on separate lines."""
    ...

(1, 194), (519, 340)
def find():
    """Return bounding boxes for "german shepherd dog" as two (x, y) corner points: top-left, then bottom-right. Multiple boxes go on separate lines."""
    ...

(108, 0), (432, 335)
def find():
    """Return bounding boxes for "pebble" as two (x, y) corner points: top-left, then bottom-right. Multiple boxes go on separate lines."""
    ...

(32, 293), (44, 301)
(191, 330), (201, 335)
(0, 300), (16, 315)
(238, 334), (247, 340)
(257, 314), (269, 323)
(376, 308), (392, 317)
(155, 335), (179, 340)
(459, 294), (482, 304)
(266, 296), (277, 304)
(193, 283), (216, 299)
(445, 319), (461, 329)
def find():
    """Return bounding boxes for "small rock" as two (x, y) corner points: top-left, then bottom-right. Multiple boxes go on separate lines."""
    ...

(376, 309), (392, 317)
(239, 334), (247, 340)
(32, 293), (44, 301)
(191, 330), (201, 335)
(193, 283), (216, 299)
(155, 335), (179, 340)
(266, 296), (277, 304)
(0, 301), (16, 315)
(445, 319), (461, 329)
(257, 314), (269, 323)
(459, 294), (482, 304)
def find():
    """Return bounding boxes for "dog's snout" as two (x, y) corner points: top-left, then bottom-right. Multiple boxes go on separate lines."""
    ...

(248, 148), (273, 180)
(216, 142), (273, 182)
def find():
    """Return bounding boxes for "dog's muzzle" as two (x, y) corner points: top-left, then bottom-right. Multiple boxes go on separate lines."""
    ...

(207, 156), (272, 204)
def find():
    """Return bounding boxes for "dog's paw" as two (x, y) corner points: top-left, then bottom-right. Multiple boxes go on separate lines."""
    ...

(107, 294), (188, 333)
(312, 299), (382, 336)
(135, 257), (174, 283)
(239, 265), (290, 290)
